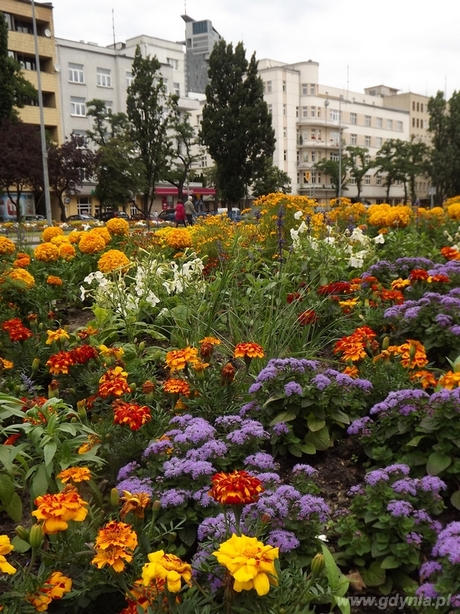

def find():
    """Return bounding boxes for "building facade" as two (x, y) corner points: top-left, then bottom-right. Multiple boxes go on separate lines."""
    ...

(181, 14), (221, 95)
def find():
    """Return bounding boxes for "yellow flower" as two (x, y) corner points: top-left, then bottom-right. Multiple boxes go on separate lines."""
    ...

(99, 344), (124, 362)
(165, 228), (193, 250)
(35, 242), (60, 262)
(50, 234), (71, 246)
(142, 550), (192, 593)
(57, 466), (92, 484)
(46, 328), (70, 345)
(97, 249), (131, 273)
(8, 268), (35, 287)
(0, 535), (16, 575)
(0, 236), (16, 255)
(42, 226), (64, 242)
(213, 533), (279, 596)
(59, 242), (77, 260)
(0, 357), (14, 370)
(32, 485), (89, 534)
(106, 217), (130, 236)
(165, 347), (199, 372)
(234, 342), (265, 360)
(92, 226), (112, 244)
(91, 520), (138, 572)
(120, 491), (151, 520)
(79, 230), (106, 254)
(26, 571), (72, 611)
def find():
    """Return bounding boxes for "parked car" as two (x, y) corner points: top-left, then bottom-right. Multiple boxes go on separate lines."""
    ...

(157, 209), (176, 222)
(24, 214), (46, 221)
(66, 214), (96, 222)
(99, 210), (130, 222)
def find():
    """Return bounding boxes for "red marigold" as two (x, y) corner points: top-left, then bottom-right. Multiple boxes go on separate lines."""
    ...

(221, 362), (236, 383)
(46, 350), (75, 375)
(287, 292), (301, 304)
(98, 367), (131, 398)
(1, 318), (33, 342)
(440, 246), (460, 261)
(297, 309), (318, 325)
(71, 345), (98, 364)
(409, 268), (429, 282)
(209, 470), (264, 505)
(162, 378), (191, 397)
(234, 342), (265, 360)
(113, 400), (151, 431)
(318, 281), (353, 296)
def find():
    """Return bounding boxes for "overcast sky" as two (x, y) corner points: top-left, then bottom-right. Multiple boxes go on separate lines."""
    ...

(54, 0), (458, 100)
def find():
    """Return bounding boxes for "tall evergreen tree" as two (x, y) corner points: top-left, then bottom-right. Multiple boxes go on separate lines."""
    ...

(126, 46), (177, 216)
(0, 12), (37, 122)
(200, 40), (275, 205)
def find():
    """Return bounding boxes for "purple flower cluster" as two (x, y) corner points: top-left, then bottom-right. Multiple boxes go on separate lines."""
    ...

(284, 381), (303, 396)
(295, 494), (330, 522)
(163, 457), (215, 480)
(347, 416), (373, 436)
(387, 499), (413, 517)
(369, 389), (429, 415)
(292, 464), (318, 477)
(432, 522), (460, 565)
(244, 452), (279, 471)
(225, 419), (270, 445)
(267, 529), (300, 552)
(116, 476), (153, 496)
(271, 421), (290, 436)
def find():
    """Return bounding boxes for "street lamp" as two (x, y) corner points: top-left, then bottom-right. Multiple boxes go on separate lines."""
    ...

(324, 99), (329, 201)
(338, 95), (343, 202)
(31, 0), (53, 224)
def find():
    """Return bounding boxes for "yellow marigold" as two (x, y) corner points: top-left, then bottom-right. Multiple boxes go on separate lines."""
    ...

(50, 234), (71, 246)
(446, 203), (460, 220)
(234, 342), (265, 360)
(438, 370), (460, 390)
(26, 571), (72, 611)
(92, 226), (112, 244)
(165, 228), (193, 250)
(32, 484), (89, 534)
(46, 328), (70, 345)
(91, 520), (138, 572)
(213, 533), (279, 596)
(34, 242), (60, 262)
(410, 370), (438, 389)
(0, 236), (16, 255)
(67, 230), (83, 243)
(106, 217), (130, 236)
(162, 378), (191, 397)
(59, 242), (76, 260)
(0, 357), (14, 370)
(199, 336), (221, 345)
(391, 278), (410, 290)
(98, 249), (131, 273)
(47, 275), (63, 286)
(57, 466), (92, 483)
(78, 434), (101, 454)
(79, 230), (106, 254)
(0, 535), (16, 575)
(8, 268), (35, 288)
(42, 226), (64, 242)
(120, 491), (151, 520)
(99, 344), (124, 362)
(165, 346), (199, 372)
(142, 550), (192, 593)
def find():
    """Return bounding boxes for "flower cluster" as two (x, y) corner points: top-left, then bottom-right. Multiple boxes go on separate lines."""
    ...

(2, 317), (33, 342)
(112, 399), (151, 430)
(91, 520), (138, 572)
(26, 571), (72, 611)
(32, 485), (89, 534)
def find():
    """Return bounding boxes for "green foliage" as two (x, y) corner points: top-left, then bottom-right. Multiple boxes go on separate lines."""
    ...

(251, 161), (292, 197)
(200, 40), (275, 204)
(345, 146), (375, 201)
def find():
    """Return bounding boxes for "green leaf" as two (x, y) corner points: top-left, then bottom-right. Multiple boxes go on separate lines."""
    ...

(11, 535), (31, 553)
(426, 452), (452, 475)
(58, 423), (77, 435)
(5, 491), (23, 522)
(305, 425), (331, 451)
(43, 441), (57, 467)
(307, 417), (326, 432)
(450, 490), (460, 510)
(300, 442), (316, 455)
(30, 464), (49, 499)
(288, 445), (303, 457)
(269, 411), (296, 426)
(0, 474), (15, 503)
(406, 435), (426, 447)
(361, 561), (386, 587)
(380, 555), (400, 569)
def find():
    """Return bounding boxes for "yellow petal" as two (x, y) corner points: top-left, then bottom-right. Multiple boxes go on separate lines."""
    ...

(253, 572), (270, 596)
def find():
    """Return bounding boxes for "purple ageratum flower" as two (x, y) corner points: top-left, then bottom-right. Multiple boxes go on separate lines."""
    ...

(252, 485), (301, 519)
(415, 583), (439, 599)
(172, 418), (216, 446)
(192, 487), (215, 508)
(432, 522), (460, 564)
(215, 415), (243, 428)
(392, 478), (418, 496)
(248, 381), (263, 393)
(398, 404), (418, 416)
(347, 416), (373, 436)
(292, 464), (318, 477)
(271, 421), (290, 436)
(239, 401), (260, 417)
(185, 439), (229, 462)
(169, 413), (194, 427)
(244, 452), (279, 471)
(364, 469), (390, 485)
(225, 420), (270, 445)
(406, 532), (423, 546)
(347, 485), (365, 496)
(117, 461), (140, 481)
(143, 438), (173, 457)
(420, 560), (442, 580)
(295, 494), (330, 522)
(267, 529), (300, 552)
(450, 325), (460, 336)
(451, 595), (460, 608)
(417, 475), (447, 495)
(162, 457), (215, 480)
(435, 313), (453, 327)
(311, 374), (332, 390)
(160, 488), (192, 508)
(116, 476), (153, 496)
(387, 500), (413, 517)
(252, 472), (282, 487)
(402, 307), (422, 320)
(284, 381), (303, 396)
(197, 513), (243, 541)
(384, 463), (411, 476)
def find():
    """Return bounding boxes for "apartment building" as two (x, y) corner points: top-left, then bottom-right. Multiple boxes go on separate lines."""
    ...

(3, 0), (61, 142)
(181, 14), (222, 94)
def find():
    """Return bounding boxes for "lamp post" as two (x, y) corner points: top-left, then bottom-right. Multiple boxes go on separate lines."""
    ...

(338, 95), (343, 203)
(31, 0), (53, 224)
(324, 99), (329, 202)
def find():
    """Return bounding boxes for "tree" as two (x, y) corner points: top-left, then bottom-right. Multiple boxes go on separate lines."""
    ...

(163, 111), (201, 201)
(200, 40), (275, 206)
(86, 99), (128, 146)
(375, 139), (407, 202)
(0, 119), (43, 221)
(0, 12), (37, 122)
(345, 146), (375, 201)
(314, 157), (351, 198)
(126, 46), (177, 216)
(251, 162), (292, 197)
(47, 134), (97, 222)
(398, 137), (429, 204)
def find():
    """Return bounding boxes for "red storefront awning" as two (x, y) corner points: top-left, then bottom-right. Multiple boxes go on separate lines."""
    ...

(156, 187), (216, 196)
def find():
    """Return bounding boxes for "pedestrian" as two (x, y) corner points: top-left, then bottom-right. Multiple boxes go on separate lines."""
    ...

(175, 201), (186, 227)
(184, 196), (196, 226)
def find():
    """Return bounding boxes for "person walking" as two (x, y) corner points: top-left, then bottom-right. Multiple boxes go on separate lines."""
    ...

(175, 201), (187, 227)
(184, 196), (196, 226)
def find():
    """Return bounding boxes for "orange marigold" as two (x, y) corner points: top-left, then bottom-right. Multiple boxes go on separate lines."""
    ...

(91, 226), (112, 244)
(59, 243), (76, 260)
(162, 378), (191, 397)
(79, 231), (106, 254)
(26, 571), (72, 612)
(106, 217), (130, 236)
(46, 350), (75, 375)
(8, 268), (35, 287)
(234, 342), (265, 360)
(165, 346), (199, 372)
(0, 236), (16, 255)
(98, 249), (130, 273)
(113, 399), (151, 430)
(2, 318), (33, 342)
(209, 470), (264, 505)
(57, 466), (92, 484)
(98, 366), (130, 397)
(42, 226), (64, 242)
(13, 252), (31, 268)
(34, 242), (60, 262)
(119, 491), (151, 520)
(91, 520), (138, 572)
(438, 370), (460, 390)
(32, 485), (89, 534)
(47, 275), (63, 286)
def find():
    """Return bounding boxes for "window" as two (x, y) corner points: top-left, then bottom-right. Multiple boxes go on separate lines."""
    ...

(365, 135), (371, 147)
(311, 150), (316, 162)
(295, 106), (299, 118)
(283, 104), (286, 116)
(386, 119), (393, 130)
(350, 112), (357, 125)
(330, 152), (339, 161)
(364, 175), (371, 185)
(70, 96), (86, 116)
(77, 196), (92, 216)
(310, 106), (316, 117)
(317, 108), (321, 118)
(302, 131), (308, 141)
(365, 115), (371, 127)
(167, 57), (179, 70)
(417, 102), (420, 112)
(311, 129), (316, 139)
(412, 101), (416, 111)
(97, 68), (111, 87)
(397, 120), (403, 132)
(266, 81), (272, 94)
(376, 117), (382, 128)
(349, 177), (356, 185)
(104, 101), (113, 114)
(412, 117), (415, 128)
(416, 118), (419, 128)
(302, 106), (308, 118)
(282, 80), (286, 92)
(163, 78), (168, 93)
(311, 171), (321, 184)
(283, 150), (287, 161)
(420, 103), (424, 113)
(376, 174), (382, 185)
(350, 133), (357, 145)
(331, 109), (340, 122)
(69, 63), (84, 83)
(330, 130), (340, 145)
(174, 82), (180, 96)
(200, 155), (208, 168)
(283, 127), (287, 139)
(302, 84), (308, 95)
(268, 104), (273, 115)
(126, 71), (134, 87)
(310, 84), (316, 95)
(376, 137), (383, 148)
